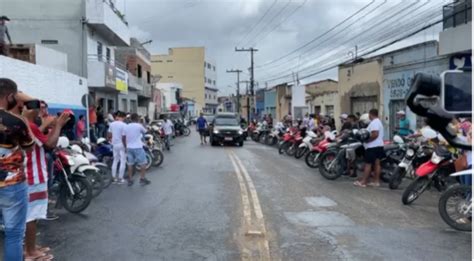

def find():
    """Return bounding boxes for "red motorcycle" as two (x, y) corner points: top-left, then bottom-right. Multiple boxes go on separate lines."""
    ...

(401, 145), (455, 205)
(305, 131), (336, 168)
(278, 127), (303, 156)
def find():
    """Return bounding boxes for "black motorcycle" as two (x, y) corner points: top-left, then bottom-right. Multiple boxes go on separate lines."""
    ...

(174, 120), (191, 136)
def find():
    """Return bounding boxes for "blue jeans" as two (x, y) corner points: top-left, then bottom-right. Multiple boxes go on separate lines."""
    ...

(0, 182), (28, 261)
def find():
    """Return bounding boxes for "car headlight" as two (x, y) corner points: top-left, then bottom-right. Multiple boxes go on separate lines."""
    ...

(65, 155), (75, 166)
(213, 129), (219, 134)
(238, 130), (243, 135)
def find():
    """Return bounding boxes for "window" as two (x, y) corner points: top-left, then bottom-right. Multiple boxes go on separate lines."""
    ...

(204, 62), (207, 68)
(147, 71), (151, 84)
(208, 79), (212, 84)
(213, 80), (216, 85)
(153, 60), (163, 63)
(97, 41), (103, 61)
(213, 66), (215, 71)
(204, 77), (207, 83)
(207, 63), (211, 69)
(168, 76), (173, 78)
(137, 64), (142, 78)
(166, 60), (173, 62)
(41, 40), (58, 44)
(106, 47), (111, 62)
(205, 94), (207, 99)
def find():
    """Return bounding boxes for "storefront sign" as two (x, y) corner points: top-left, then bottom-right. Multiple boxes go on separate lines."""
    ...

(115, 67), (128, 93)
(385, 73), (414, 99)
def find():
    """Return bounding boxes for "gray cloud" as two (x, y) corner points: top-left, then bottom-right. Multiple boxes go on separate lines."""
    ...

(117, 0), (444, 95)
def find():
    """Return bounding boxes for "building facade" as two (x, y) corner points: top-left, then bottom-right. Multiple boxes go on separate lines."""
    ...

(151, 47), (217, 113)
(274, 83), (292, 121)
(255, 89), (265, 119)
(156, 83), (183, 112)
(382, 41), (450, 138)
(4, 0), (131, 114)
(264, 88), (277, 122)
(204, 87), (218, 114)
(305, 79), (339, 119)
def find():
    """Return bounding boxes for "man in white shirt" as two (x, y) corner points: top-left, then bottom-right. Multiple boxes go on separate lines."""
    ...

(107, 111), (127, 184)
(124, 113), (150, 186)
(162, 116), (174, 150)
(354, 109), (385, 188)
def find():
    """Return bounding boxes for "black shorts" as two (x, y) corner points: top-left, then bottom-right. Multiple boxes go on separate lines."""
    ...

(364, 147), (385, 164)
(198, 129), (207, 136)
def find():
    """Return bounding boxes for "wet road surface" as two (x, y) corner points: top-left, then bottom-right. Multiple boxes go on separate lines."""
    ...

(30, 131), (471, 260)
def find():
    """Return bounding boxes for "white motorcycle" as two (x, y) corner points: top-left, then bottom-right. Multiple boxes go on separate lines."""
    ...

(295, 130), (318, 159)
(61, 138), (104, 198)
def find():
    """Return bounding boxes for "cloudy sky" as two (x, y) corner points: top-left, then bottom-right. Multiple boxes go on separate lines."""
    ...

(115, 0), (447, 95)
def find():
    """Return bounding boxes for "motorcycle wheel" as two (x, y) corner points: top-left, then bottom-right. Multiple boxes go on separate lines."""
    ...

(295, 146), (308, 159)
(258, 133), (266, 144)
(318, 150), (342, 180)
(96, 165), (113, 189)
(402, 176), (430, 205)
(182, 127), (191, 136)
(152, 149), (164, 167)
(305, 151), (320, 168)
(278, 141), (291, 155)
(60, 176), (93, 214)
(286, 144), (297, 156)
(381, 161), (398, 183)
(438, 184), (472, 231)
(389, 166), (406, 190)
(84, 169), (104, 198)
(264, 135), (273, 146)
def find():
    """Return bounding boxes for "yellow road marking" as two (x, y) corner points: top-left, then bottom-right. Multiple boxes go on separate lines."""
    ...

(228, 151), (272, 261)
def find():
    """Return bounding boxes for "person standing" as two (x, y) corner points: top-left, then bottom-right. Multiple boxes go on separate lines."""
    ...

(354, 109), (385, 188)
(162, 116), (174, 150)
(0, 16), (12, 56)
(23, 103), (69, 261)
(395, 110), (411, 137)
(196, 112), (208, 145)
(0, 78), (35, 261)
(96, 106), (106, 138)
(124, 113), (150, 186)
(108, 111), (127, 184)
(88, 105), (97, 142)
(302, 113), (310, 128)
(76, 115), (86, 140)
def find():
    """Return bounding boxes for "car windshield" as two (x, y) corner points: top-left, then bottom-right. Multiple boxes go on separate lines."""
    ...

(214, 117), (239, 126)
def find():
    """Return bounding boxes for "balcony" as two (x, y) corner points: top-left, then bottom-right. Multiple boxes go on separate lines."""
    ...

(128, 73), (144, 92)
(86, 0), (130, 46)
(439, 1), (472, 55)
(138, 84), (153, 99)
(87, 58), (117, 91)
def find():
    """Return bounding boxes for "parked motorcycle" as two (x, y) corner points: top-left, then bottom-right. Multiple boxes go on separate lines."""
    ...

(265, 122), (286, 146)
(388, 133), (435, 190)
(51, 138), (94, 213)
(318, 129), (401, 181)
(295, 130), (318, 159)
(278, 127), (303, 156)
(144, 133), (164, 167)
(69, 144), (104, 198)
(304, 131), (336, 168)
(174, 119), (191, 136)
(438, 169), (471, 231)
(401, 145), (456, 205)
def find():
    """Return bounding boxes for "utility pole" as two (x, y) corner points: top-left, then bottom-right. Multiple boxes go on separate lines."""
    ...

(226, 69), (242, 114)
(235, 47), (258, 121)
(239, 80), (251, 123)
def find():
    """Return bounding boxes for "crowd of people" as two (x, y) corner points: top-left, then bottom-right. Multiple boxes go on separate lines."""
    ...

(0, 77), (157, 261)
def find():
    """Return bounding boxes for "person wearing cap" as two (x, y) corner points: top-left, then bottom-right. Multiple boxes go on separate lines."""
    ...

(395, 110), (411, 137)
(0, 16), (12, 56)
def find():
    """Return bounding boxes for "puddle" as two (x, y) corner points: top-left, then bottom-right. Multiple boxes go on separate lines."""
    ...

(305, 196), (337, 208)
(285, 211), (354, 227)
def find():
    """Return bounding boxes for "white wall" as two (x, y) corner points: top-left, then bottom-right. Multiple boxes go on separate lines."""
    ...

(35, 45), (68, 72)
(439, 22), (472, 55)
(0, 56), (88, 107)
(85, 0), (130, 45)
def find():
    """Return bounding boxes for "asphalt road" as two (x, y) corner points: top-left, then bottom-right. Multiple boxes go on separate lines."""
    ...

(29, 131), (471, 260)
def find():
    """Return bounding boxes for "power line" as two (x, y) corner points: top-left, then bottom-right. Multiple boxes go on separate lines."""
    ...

(255, 0), (377, 69)
(242, 0), (293, 47)
(250, 0), (308, 46)
(236, 0), (278, 47)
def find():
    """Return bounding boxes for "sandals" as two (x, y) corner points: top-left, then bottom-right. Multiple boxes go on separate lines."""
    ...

(353, 181), (367, 188)
(24, 253), (54, 261)
(368, 182), (381, 187)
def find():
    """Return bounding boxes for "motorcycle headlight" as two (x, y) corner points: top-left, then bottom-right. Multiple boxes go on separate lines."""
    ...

(431, 152), (443, 164)
(213, 129), (219, 134)
(65, 155), (75, 166)
(406, 149), (415, 157)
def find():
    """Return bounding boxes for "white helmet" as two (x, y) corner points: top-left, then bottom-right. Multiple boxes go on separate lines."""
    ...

(359, 113), (370, 125)
(97, 137), (107, 145)
(57, 136), (70, 149)
(71, 144), (83, 154)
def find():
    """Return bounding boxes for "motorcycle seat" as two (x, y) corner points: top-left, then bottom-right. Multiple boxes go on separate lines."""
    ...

(384, 144), (399, 151)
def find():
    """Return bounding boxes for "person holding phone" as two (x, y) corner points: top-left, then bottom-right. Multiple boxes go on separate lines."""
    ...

(0, 78), (35, 261)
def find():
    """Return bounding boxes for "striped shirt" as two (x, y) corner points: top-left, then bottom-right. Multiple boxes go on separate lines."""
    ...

(25, 122), (48, 186)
